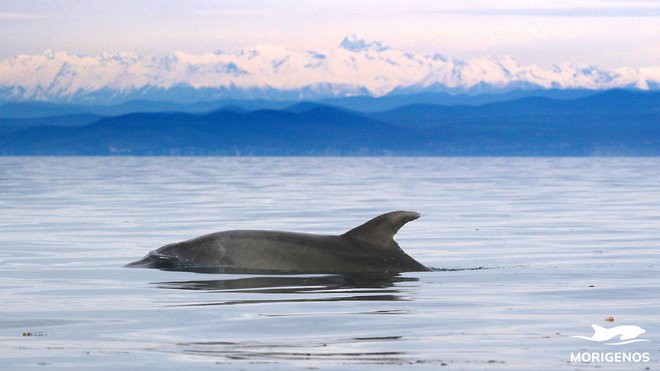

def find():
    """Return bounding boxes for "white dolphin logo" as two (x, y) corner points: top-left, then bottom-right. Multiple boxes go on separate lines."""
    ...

(572, 324), (649, 345)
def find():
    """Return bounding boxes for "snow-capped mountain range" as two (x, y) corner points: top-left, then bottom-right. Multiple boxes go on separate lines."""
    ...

(1, 35), (658, 103)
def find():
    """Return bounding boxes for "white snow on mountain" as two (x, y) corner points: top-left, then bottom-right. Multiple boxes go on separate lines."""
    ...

(0, 35), (657, 103)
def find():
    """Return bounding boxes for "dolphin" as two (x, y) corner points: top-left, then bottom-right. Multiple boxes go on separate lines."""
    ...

(126, 210), (430, 274)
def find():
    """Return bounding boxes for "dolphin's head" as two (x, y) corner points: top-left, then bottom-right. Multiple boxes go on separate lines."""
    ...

(630, 326), (646, 337)
(620, 326), (646, 340)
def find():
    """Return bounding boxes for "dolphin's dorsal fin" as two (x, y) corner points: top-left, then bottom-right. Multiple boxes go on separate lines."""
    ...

(342, 211), (420, 250)
(590, 324), (612, 341)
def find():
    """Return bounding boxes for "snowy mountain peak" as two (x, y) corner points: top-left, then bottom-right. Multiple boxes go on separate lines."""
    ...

(0, 37), (658, 103)
(339, 35), (390, 52)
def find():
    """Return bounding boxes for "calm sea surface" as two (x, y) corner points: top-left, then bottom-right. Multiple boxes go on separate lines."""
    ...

(0, 157), (658, 370)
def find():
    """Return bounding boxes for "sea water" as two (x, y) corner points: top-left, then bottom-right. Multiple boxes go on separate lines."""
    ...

(0, 157), (658, 369)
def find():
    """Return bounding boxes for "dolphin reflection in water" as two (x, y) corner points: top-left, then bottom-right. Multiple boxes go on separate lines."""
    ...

(155, 273), (419, 306)
(126, 211), (429, 274)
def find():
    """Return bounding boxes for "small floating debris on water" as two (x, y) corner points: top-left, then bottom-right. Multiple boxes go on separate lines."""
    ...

(605, 316), (615, 322)
(589, 284), (595, 287)
(22, 331), (47, 337)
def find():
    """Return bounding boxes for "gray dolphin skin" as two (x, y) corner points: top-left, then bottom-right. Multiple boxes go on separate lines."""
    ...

(126, 211), (430, 274)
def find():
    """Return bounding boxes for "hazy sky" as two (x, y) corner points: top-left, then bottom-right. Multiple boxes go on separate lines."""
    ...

(1, 0), (659, 68)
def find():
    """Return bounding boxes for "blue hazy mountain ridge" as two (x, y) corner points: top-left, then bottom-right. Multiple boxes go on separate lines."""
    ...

(0, 114), (104, 134)
(0, 90), (658, 156)
(283, 101), (364, 116)
(369, 90), (660, 129)
(0, 107), (415, 155)
(0, 89), (602, 119)
(0, 99), (294, 119)
(319, 89), (602, 112)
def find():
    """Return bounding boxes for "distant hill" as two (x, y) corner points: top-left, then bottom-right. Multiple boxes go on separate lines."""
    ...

(0, 107), (414, 155)
(0, 90), (658, 156)
(0, 99), (294, 119)
(0, 89), (603, 118)
(320, 89), (602, 112)
(369, 90), (660, 128)
(0, 114), (103, 134)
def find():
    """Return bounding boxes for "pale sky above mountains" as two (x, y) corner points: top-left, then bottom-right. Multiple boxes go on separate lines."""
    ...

(0, 0), (658, 69)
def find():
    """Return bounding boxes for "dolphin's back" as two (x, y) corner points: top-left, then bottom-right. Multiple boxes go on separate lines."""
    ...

(126, 211), (429, 274)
